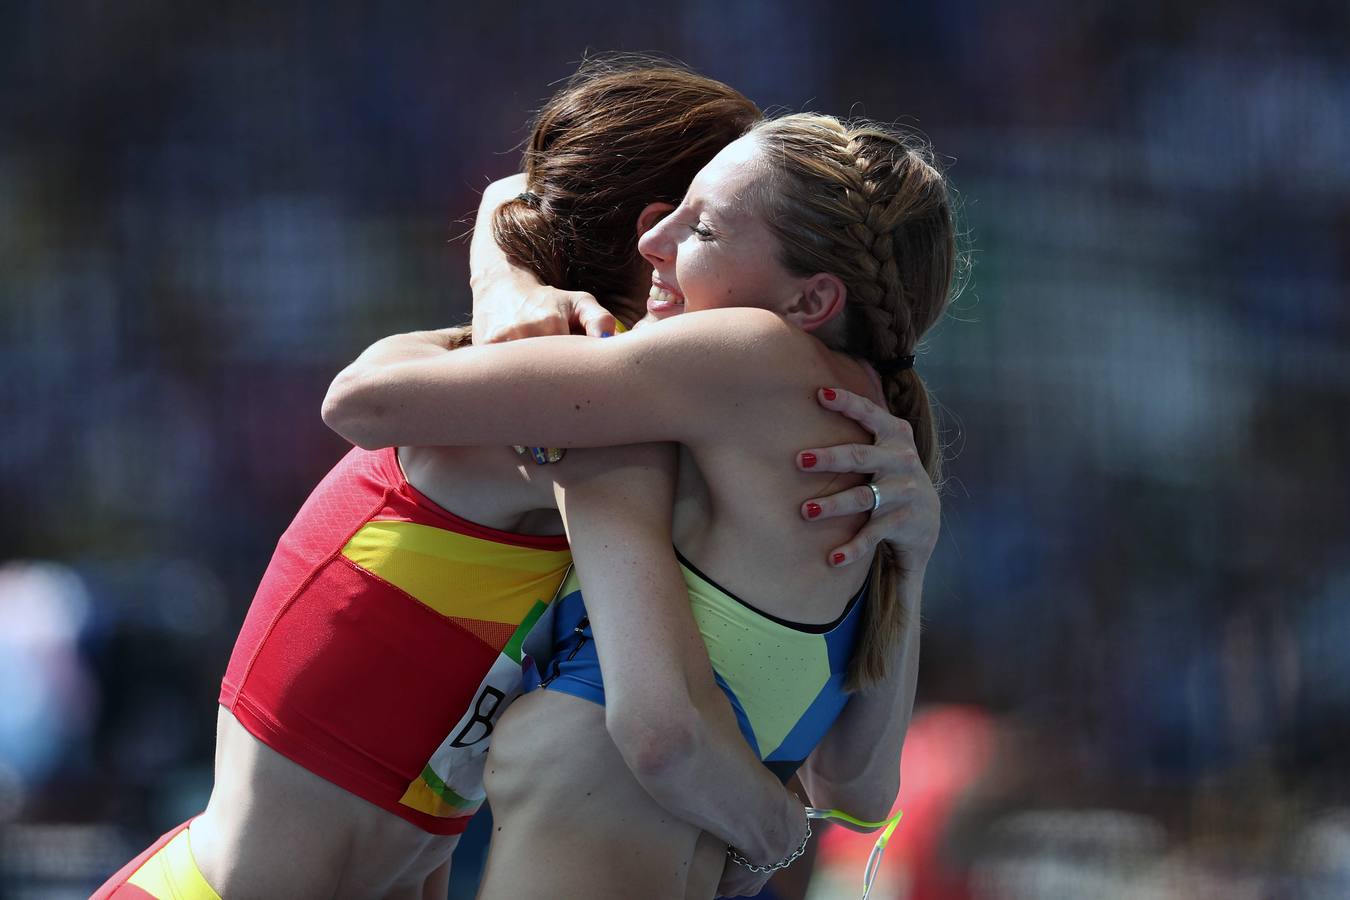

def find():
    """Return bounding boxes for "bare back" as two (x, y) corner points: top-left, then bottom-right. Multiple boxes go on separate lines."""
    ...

(669, 312), (881, 621)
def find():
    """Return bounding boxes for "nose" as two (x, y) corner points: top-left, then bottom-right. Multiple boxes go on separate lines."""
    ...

(638, 216), (673, 268)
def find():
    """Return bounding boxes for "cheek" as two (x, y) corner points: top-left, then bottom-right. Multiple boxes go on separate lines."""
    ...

(681, 248), (747, 307)
(673, 239), (699, 277)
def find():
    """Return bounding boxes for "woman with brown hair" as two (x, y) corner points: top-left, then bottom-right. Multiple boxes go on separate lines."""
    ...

(325, 105), (955, 898)
(94, 60), (936, 899)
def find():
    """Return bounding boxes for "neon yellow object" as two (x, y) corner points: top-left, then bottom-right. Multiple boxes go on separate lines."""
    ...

(804, 806), (903, 900)
(126, 827), (221, 900)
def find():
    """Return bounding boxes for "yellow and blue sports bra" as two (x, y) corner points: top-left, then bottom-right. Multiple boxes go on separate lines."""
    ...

(530, 548), (867, 781)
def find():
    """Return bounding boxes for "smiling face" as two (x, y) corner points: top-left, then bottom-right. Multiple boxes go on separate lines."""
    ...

(636, 135), (807, 322)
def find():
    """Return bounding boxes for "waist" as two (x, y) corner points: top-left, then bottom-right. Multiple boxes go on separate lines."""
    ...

(482, 690), (724, 898)
(198, 708), (459, 893)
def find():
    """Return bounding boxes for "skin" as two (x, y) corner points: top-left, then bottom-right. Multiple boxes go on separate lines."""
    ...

(190, 708), (456, 899)
(324, 134), (930, 898)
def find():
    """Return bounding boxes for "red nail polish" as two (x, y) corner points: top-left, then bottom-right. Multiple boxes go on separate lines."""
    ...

(800, 452), (817, 468)
(822, 388), (837, 401)
(831, 552), (846, 565)
(806, 503), (822, 519)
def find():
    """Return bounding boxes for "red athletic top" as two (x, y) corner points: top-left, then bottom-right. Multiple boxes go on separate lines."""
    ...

(219, 446), (572, 834)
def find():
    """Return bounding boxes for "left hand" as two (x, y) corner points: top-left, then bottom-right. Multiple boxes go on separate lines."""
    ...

(797, 387), (940, 572)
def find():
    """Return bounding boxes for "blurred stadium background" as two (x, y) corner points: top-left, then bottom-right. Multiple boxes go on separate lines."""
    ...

(2, 2), (1348, 897)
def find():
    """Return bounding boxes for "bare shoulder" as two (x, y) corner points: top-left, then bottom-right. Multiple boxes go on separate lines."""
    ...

(635, 308), (819, 383)
(642, 306), (801, 345)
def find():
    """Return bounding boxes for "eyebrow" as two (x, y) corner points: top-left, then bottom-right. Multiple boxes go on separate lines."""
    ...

(682, 182), (747, 224)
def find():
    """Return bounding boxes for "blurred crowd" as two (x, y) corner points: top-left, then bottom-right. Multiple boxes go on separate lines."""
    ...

(1, 2), (1347, 897)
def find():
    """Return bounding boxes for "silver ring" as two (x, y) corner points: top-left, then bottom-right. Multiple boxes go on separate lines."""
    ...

(868, 482), (882, 513)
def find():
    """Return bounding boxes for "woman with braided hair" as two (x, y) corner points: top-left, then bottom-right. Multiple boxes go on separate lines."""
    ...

(326, 110), (955, 899)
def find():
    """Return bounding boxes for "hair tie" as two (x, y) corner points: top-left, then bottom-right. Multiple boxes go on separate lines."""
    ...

(515, 190), (541, 207)
(874, 354), (916, 376)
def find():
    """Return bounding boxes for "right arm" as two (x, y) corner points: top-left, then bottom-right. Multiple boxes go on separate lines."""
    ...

(322, 306), (794, 452)
(553, 444), (807, 868)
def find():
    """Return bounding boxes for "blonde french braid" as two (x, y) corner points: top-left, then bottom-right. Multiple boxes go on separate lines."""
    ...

(749, 113), (957, 689)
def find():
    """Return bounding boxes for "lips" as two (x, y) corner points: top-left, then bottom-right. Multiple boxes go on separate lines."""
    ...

(647, 276), (684, 316)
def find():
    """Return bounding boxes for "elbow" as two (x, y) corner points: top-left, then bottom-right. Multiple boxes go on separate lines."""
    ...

(321, 368), (390, 450)
(606, 705), (699, 785)
(809, 770), (899, 827)
(853, 779), (901, 826)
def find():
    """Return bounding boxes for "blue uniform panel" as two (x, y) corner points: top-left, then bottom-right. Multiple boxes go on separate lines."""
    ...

(529, 552), (866, 782)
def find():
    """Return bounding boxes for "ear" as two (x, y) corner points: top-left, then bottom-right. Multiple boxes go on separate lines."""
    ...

(783, 273), (848, 332)
(635, 201), (676, 238)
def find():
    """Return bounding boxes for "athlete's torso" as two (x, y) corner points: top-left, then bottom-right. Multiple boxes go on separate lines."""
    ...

(483, 553), (868, 900)
(535, 555), (866, 779)
(209, 445), (567, 831)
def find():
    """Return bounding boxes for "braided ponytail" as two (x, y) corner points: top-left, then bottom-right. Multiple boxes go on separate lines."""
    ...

(750, 114), (956, 689)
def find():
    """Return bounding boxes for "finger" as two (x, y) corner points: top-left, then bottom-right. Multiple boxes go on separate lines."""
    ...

(817, 387), (904, 440)
(797, 443), (886, 475)
(827, 525), (884, 568)
(569, 292), (616, 338)
(485, 316), (567, 344)
(801, 484), (882, 521)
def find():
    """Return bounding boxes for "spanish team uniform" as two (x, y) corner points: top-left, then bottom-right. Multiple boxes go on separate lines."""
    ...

(219, 445), (571, 830)
(94, 446), (572, 897)
(533, 549), (865, 780)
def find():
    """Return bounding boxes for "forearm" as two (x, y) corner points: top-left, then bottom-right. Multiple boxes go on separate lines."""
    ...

(558, 447), (804, 864)
(612, 678), (803, 863)
(469, 174), (539, 310)
(319, 312), (761, 452)
(588, 560), (805, 861)
(322, 328), (469, 448)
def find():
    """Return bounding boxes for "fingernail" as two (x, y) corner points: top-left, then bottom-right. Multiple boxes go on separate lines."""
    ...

(600, 331), (613, 338)
(805, 503), (822, 519)
(831, 552), (846, 566)
(800, 452), (817, 468)
(822, 388), (837, 401)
